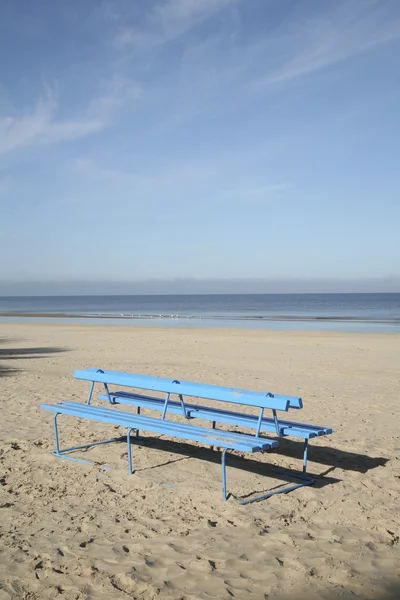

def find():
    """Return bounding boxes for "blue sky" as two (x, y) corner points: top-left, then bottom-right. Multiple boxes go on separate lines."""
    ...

(1, 0), (400, 293)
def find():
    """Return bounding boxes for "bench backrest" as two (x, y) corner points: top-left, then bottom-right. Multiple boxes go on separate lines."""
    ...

(74, 368), (302, 411)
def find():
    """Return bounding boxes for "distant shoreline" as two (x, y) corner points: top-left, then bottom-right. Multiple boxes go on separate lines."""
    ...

(1, 311), (399, 325)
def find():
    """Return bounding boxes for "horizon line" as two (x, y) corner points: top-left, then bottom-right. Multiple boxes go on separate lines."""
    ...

(1, 291), (399, 298)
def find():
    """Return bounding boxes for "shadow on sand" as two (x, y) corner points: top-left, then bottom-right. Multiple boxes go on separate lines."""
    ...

(55, 425), (387, 501)
(273, 436), (389, 474)
(123, 434), (388, 494)
(0, 337), (68, 378)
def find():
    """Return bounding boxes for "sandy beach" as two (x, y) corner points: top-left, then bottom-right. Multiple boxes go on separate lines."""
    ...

(0, 322), (399, 599)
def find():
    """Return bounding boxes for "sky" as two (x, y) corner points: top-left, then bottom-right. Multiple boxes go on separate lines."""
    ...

(1, 0), (400, 294)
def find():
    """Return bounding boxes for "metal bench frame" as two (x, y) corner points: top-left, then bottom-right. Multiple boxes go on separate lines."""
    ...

(41, 368), (332, 504)
(43, 402), (278, 503)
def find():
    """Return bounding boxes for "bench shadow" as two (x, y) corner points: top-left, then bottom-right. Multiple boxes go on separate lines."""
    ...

(115, 435), (340, 494)
(111, 424), (388, 478)
(97, 428), (389, 497)
(0, 338), (68, 378)
(273, 437), (389, 474)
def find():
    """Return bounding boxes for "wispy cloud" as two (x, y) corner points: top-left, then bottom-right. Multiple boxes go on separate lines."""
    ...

(0, 92), (99, 155)
(87, 76), (142, 118)
(69, 152), (290, 226)
(104, 0), (400, 141)
(0, 77), (141, 155)
(218, 183), (290, 202)
(114, 0), (239, 49)
(1, 0), (399, 284)
(255, 0), (400, 88)
(5, 0), (394, 160)
(2, 0), (399, 162)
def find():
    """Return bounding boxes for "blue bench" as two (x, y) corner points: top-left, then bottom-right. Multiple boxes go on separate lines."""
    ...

(90, 369), (332, 497)
(41, 369), (332, 504)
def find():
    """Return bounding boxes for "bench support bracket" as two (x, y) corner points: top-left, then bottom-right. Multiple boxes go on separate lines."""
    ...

(240, 438), (314, 505)
(51, 413), (117, 470)
(48, 412), (317, 506)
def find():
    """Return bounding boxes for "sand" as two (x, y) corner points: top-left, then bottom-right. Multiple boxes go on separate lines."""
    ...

(0, 322), (399, 600)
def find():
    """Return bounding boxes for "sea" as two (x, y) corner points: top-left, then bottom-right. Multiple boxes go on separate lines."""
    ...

(0, 293), (399, 332)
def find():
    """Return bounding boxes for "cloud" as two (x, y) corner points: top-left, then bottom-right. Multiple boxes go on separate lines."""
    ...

(0, 77), (141, 156)
(218, 183), (290, 202)
(111, 0), (400, 100)
(114, 0), (239, 49)
(1, 276), (400, 295)
(255, 0), (400, 88)
(72, 153), (218, 187)
(87, 76), (142, 119)
(0, 84), (102, 155)
(105, 0), (400, 142)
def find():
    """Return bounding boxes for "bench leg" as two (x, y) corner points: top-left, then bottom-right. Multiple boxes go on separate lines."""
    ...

(53, 413), (60, 454)
(127, 427), (134, 474)
(302, 438), (309, 473)
(210, 421), (216, 451)
(136, 407), (140, 438)
(50, 413), (118, 470)
(240, 439), (314, 505)
(221, 448), (229, 501)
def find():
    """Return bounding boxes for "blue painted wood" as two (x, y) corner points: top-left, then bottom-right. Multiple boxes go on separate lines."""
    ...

(75, 369), (296, 411)
(86, 368), (303, 409)
(41, 402), (278, 453)
(41, 369), (332, 504)
(43, 401), (284, 503)
(97, 392), (332, 439)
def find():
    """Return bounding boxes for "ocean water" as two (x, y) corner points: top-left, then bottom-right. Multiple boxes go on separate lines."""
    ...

(0, 293), (399, 332)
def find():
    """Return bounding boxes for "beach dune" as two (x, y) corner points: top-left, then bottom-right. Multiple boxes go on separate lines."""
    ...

(0, 323), (399, 599)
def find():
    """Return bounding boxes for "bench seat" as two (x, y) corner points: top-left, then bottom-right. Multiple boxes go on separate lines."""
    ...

(41, 401), (279, 502)
(41, 402), (278, 453)
(98, 391), (332, 439)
